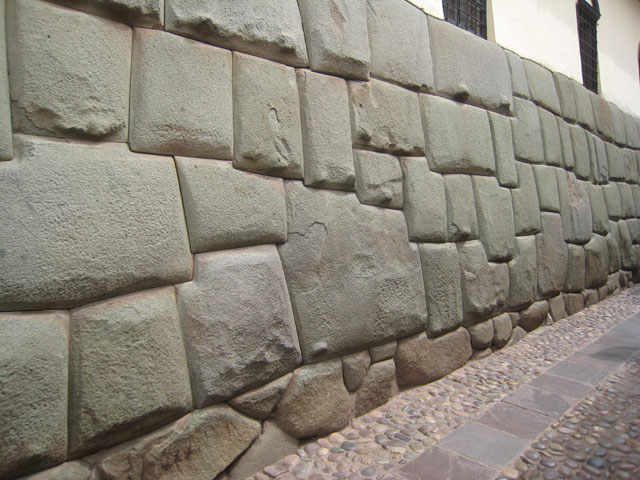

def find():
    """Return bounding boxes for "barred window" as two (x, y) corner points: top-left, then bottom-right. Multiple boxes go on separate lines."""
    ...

(577, 0), (600, 93)
(442, 0), (487, 39)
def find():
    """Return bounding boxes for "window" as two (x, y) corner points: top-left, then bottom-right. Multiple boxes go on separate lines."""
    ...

(577, 0), (600, 93)
(442, 0), (487, 39)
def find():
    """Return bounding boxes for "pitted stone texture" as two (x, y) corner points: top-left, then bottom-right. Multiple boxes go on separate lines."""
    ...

(297, 70), (355, 190)
(538, 108), (562, 166)
(279, 182), (427, 362)
(354, 150), (403, 209)
(297, 0), (369, 79)
(563, 293), (585, 315)
(584, 234), (609, 288)
(506, 236), (537, 311)
(552, 72), (577, 122)
(590, 93), (614, 141)
(608, 222), (621, 273)
(557, 119), (574, 170)
(395, 329), (472, 388)
(22, 461), (92, 480)
(565, 244), (586, 293)
(177, 246), (300, 407)
(233, 53), (303, 179)
(366, 0), (433, 91)
(349, 79), (424, 155)
(52, 0), (163, 27)
(607, 143), (625, 181)
(342, 351), (371, 392)
(518, 301), (549, 332)
(228, 374), (292, 420)
(0, 136), (192, 311)
(536, 213), (568, 297)
(557, 170), (593, 244)
(457, 240), (509, 323)
(445, 174), (478, 241)
(609, 103), (627, 146)
(548, 295), (567, 321)
(533, 165), (560, 212)
(618, 182), (636, 219)
(587, 183), (610, 235)
(588, 132), (609, 184)
(422, 95), (495, 175)
(624, 113), (640, 148)
(7, 0), (131, 140)
(165, 0), (307, 67)
(522, 60), (561, 115)
(572, 80), (596, 131)
(401, 157), (447, 242)
(512, 162), (542, 235)
(129, 29), (232, 159)
(488, 112), (518, 187)
(68, 288), (192, 457)
(369, 341), (397, 363)
(570, 125), (591, 181)
(467, 319), (494, 350)
(0, 312), (68, 479)
(276, 360), (352, 438)
(513, 98), (545, 163)
(505, 50), (530, 98)
(618, 220), (637, 270)
(472, 176), (516, 261)
(354, 359), (397, 417)
(428, 16), (512, 113)
(175, 157), (286, 253)
(603, 182), (623, 220)
(0, 1), (11, 160)
(419, 243), (463, 336)
(94, 405), (260, 480)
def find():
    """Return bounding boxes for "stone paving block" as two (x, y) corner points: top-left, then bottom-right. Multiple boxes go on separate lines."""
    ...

(506, 236), (537, 311)
(588, 132), (609, 184)
(523, 59), (561, 115)
(472, 176), (516, 261)
(69, 287), (193, 457)
(401, 157), (447, 242)
(354, 150), (402, 209)
(233, 52), (304, 179)
(584, 234), (609, 289)
(422, 95), (495, 175)
(445, 174), (479, 241)
(492, 313), (512, 348)
(609, 102), (627, 146)
(341, 351), (371, 392)
(557, 170), (593, 244)
(297, 0), (369, 80)
(618, 220), (636, 270)
(538, 108), (562, 166)
(0, 312), (68, 479)
(548, 295), (567, 321)
(468, 319), (494, 350)
(165, 0), (308, 67)
(602, 182), (623, 220)
(547, 360), (608, 385)
(228, 373), (292, 420)
(536, 213), (568, 297)
(564, 244), (586, 293)
(52, 0), (163, 27)
(533, 165), (560, 212)
(7, 0), (131, 141)
(176, 245), (301, 407)
(369, 341), (397, 363)
(512, 98), (545, 163)
(476, 402), (552, 441)
(297, 70), (355, 190)
(557, 118), (574, 170)
(512, 162), (542, 235)
(429, 16), (512, 113)
(175, 157), (286, 253)
(519, 300), (550, 332)
(607, 143), (626, 181)
(505, 50), (530, 98)
(618, 182), (636, 218)
(0, 136), (192, 311)
(503, 385), (572, 417)
(587, 183), (610, 235)
(552, 72), (577, 122)
(488, 112), (518, 187)
(570, 125), (591, 180)
(590, 92), (614, 141)
(366, 0), (433, 90)
(354, 359), (397, 417)
(349, 79), (424, 155)
(623, 112), (640, 148)
(130, 29), (232, 159)
(279, 182), (427, 363)
(0, 1), (11, 160)
(400, 446), (497, 480)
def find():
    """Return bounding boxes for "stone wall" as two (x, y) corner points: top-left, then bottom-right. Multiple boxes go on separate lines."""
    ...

(2, 0), (640, 479)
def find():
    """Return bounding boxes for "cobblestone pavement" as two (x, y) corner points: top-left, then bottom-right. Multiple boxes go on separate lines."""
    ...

(253, 286), (640, 480)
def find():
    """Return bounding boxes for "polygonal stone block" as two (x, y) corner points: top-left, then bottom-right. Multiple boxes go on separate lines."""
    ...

(467, 319), (494, 350)
(618, 182), (636, 219)
(341, 351), (371, 392)
(354, 359), (397, 417)
(587, 184), (610, 235)
(0, 136), (192, 311)
(633, 184), (640, 215)
(445, 174), (479, 241)
(584, 235), (609, 288)
(623, 112), (640, 148)
(552, 72), (577, 122)
(570, 125), (591, 180)
(606, 143), (625, 181)
(538, 108), (562, 166)
(588, 133), (609, 184)
(52, 0), (163, 27)
(602, 183), (623, 220)
(493, 313), (513, 348)
(590, 93), (614, 141)
(522, 59), (561, 115)
(7, 0), (131, 140)
(22, 461), (92, 480)
(607, 227), (621, 274)
(0, 1), (11, 160)
(519, 301), (549, 332)
(165, 0), (308, 67)
(628, 218), (640, 244)
(354, 150), (403, 209)
(536, 213), (568, 297)
(557, 119), (574, 170)
(505, 50), (530, 98)
(369, 341), (397, 363)
(488, 112), (518, 187)
(623, 149), (637, 183)
(228, 374), (292, 420)
(572, 79), (596, 131)
(618, 220), (636, 270)
(548, 295), (567, 322)
(533, 165), (560, 213)
(564, 293), (585, 315)
(511, 162), (542, 235)
(506, 236), (537, 311)
(176, 245), (301, 407)
(473, 176), (516, 262)
(557, 170), (593, 244)
(512, 98), (545, 163)
(609, 103), (627, 146)
(565, 244), (585, 293)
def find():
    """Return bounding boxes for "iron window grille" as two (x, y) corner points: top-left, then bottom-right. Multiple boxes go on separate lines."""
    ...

(577, 0), (600, 93)
(442, 0), (487, 39)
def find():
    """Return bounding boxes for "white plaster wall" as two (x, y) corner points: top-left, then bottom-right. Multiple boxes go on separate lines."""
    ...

(406, 0), (444, 19)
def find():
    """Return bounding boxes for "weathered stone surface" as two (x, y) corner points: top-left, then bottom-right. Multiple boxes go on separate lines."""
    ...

(175, 157), (286, 253)
(506, 236), (537, 311)
(628, 218), (640, 244)
(354, 150), (403, 208)
(395, 329), (472, 388)
(165, 0), (307, 67)
(177, 246), (300, 407)
(422, 95), (495, 175)
(233, 53), (303, 178)
(590, 93), (614, 141)
(533, 165), (560, 212)
(445, 174), (479, 241)
(522, 60), (561, 115)
(7, 0), (130, 141)
(94, 405), (260, 480)
(552, 72), (577, 122)
(354, 359), (397, 417)
(570, 125), (591, 180)
(488, 112), (518, 187)
(538, 108), (562, 165)
(401, 157), (447, 242)
(467, 320), (494, 350)
(512, 98), (545, 163)
(548, 295), (567, 322)
(0, 312), (68, 479)
(557, 119), (574, 170)
(227, 373), (292, 420)
(564, 244), (586, 293)
(0, 1), (11, 160)
(0, 136), (192, 311)
(52, 0), (163, 27)
(609, 103), (627, 146)
(557, 170), (593, 244)
(428, 16), (512, 113)
(473, 176), (516, 261)
(624, 112), (640, 148)
(583, 288), (599, 307)
(297, 0), (369, 79)
(279, 182), (427, 362)
(512, 162), (542, 235)
(633, 185), (640, 215)
(603, 182), (623, 220)
(572, 80), (596, 131)
(519, 301), (549, 332)
(297, 70), (355, 190)
(563, 293), (585, 316)
(607, 272), (620, 293)
(588, 133), (609, 184)
(505, 326), (528, 347)
(276, 360), (352, 438)
(342, 351), (371, 392)
(505, 50), (530, 98)
(22, 461), (91, 480)
(587, 184), (610, 235)
(536, 213), (568, 297)
(608, 222), (621, 273)
(618, 182), (636, 218)
(623, 149), (638, 183)
(492, 313), (512, 348)
(618, 220), (637, 270)
(509, 312), (520, 328)
(349, 79), (424, 155)
(366, 0), (433, 90)
(369, 341), (397, 363)
(607, 143), (625, 181)
(584, 235), (609, 288)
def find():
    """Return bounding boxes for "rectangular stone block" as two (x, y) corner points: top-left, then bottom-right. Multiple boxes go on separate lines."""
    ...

(538, 108), (562, 166)
(572, 79), (596, 131)
(557, 118), (574, 170)
(536, 213), (568, 297)
(354, 150), (403, 209)
(505, 50), (530, 98)
(607, 143), (626, 181)
(623, 148), (638, 184)
(552, 72), (577, 122)
(587, 184), (610, 235)
(445, 174), (478, 241)
(473, 176), (516, 262)
(602, 183), (623, 220)
(609, 103), (627, 146)
(488, 112), (518, 187)
(618, 182), (636, 219)
(511, 162), (542, 235)
(590, 93), (614, 141)
(0, 1), (11, 160)
(565, 244), (585, 293)
(51, 0), (164, 27)
(233, 52), (304, 179)
(623, 112), (640, 148)
(588, 133), (609, 184)
(513, 98), (545, 164)
(506, 236), (537, 311)
(570, 125), (591, 180)
(129, 28), (232, 159)
(557, 170), (593, 244)
(522, 59), (561, 115)
(533, 165), (560, 212)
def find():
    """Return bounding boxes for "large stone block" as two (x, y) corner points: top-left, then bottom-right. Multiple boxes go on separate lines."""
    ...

(522, 60), (561, 115)
(7, 0), (131, 140)
(228, 373), (292, 420)
(519, 301), (549, 332)
(421, 95), (495, 175)
(297, 0), (369, 79)
(557, 170), (593, 244)
(129, 29), (232, 159)
(533, 165), (560, 213)
(419, 243), (463, 336)
(511, 162), (542, 235)
(165, 0), (307, 67)
(557, 119), (574, 170)
(488, 112), (518, 187)
(564, 244), (585, 293)
(538, 108), (562, 166)
(609, 103), (627, 146)
(623, 149), (638, 183)
(623, 112), (640, 148)
(570, 125), (591, 180)
(176, 245), (301, 407)
(633, 185), (640, 217)
(607, 143), (625, 181)
(588, 133), (609, 184)
(590, 93), (614, 141)
(587, 184), (610, 235)
(572, 80), (596, 131)
(564, 293), (585, 315)
(618, 221), (637, 270)
(354, 150), (403, 209)
(354, 359), (397, 417)
(401, 157), (447, 242)
(369, 341), (397, 363)
(607, 232), (621, 274)
(279, 182), (427, 362)
(505, 50), (530, 98)
(602, 182), (623, 220)
(513, 98), (545, 163)
(473, 176), (516, 261)
(0, 1), (11, 160)
(428, 16), (512, 113)
(0, 136), (192, 311)
(341, 351), (371, 392)
(536, 213), (568, 297)
(467, 319), (494, 350)
(349, 79), (424, 155)
(297, 70), (355, 190)
(233, 52), (303, 179)
(548, 295), (567, 322)
(68, 288), (193, 457)
(175, 157), (286, 253)
(552, 72), (577, 122)
(445, 174), (479, 241)
(0, 312), (68, 479)
(52, 0), (163, 27)
(585, 234), (609, 288)
(493, 313), (513, 348)
(618, 182), (636, 219)
(506, 236), (537, 311)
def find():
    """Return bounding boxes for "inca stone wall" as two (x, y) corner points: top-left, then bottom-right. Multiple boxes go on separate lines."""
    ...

(2, 0), (640, 479)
